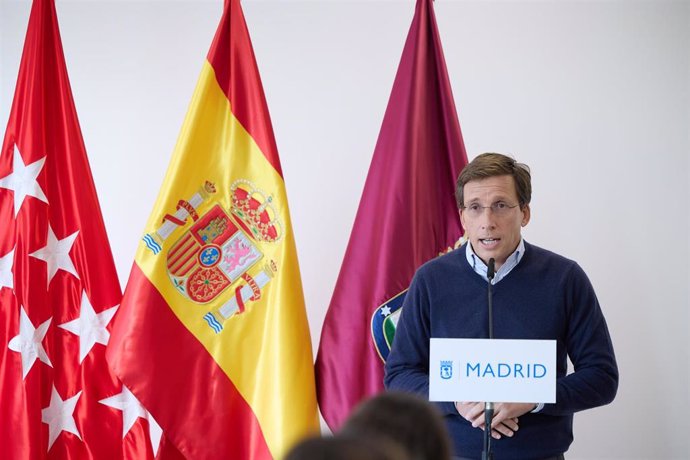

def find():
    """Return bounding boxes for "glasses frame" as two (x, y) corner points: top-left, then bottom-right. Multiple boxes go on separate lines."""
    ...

(460, 201), (520, 219)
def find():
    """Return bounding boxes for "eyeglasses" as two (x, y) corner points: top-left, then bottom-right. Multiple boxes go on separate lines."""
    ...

(461, 201), (519, 219)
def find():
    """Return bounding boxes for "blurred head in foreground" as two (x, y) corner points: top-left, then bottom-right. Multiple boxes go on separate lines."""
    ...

(340, 391), (452, 460)
(284, 435), (408, 460)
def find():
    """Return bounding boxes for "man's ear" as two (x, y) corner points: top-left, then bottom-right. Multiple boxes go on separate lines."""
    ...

(521, 204), (531, 227)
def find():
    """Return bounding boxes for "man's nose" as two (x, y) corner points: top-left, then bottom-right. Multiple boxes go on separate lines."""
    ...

(479, 208), (497, 229)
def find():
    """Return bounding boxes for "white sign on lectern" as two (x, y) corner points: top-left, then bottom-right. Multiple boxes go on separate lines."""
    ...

(429, 338), (556, 403)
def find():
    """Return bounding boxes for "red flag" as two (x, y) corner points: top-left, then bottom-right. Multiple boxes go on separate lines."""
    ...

(106, 0), (318, 458)
(315, 0), (469, 429)
(0, 0), (158, 457)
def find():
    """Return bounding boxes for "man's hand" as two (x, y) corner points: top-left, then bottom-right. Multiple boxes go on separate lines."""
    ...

(455, 402), (536, 439)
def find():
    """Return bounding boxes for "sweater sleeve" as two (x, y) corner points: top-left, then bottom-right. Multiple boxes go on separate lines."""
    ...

(383, 270), (458, 416)
(540, 263), (619, 416)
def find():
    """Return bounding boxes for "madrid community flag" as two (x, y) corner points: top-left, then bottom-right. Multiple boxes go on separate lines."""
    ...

(0, 0), (158, 458)
(315, 0), (469, 429)
(106, 0), (319, 458)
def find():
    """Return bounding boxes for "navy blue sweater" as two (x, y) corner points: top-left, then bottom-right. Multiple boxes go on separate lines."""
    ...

(384, 242), (618, 459)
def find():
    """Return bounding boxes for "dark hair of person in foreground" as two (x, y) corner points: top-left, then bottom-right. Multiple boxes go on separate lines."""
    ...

(339, 391), (452, 460)
(284, 435), (409, 460)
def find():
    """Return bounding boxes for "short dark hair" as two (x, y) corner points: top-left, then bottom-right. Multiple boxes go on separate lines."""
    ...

(455, 153), (532, 209)
(340, 392), (452, 460)
(284, 435), (409, 460)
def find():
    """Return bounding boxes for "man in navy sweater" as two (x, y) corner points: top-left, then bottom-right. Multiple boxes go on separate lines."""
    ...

(384, 153), (618, 460)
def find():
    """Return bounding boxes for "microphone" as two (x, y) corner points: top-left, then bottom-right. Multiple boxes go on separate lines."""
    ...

(483, 258), (496, 460)
(487, 258), (495, 339)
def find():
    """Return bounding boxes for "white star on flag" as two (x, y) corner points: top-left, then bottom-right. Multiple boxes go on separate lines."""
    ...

(0, 144), (48, 216)
(8, 306), (53, 379)
(0, 247), (14, 290)
(99, 385), (163, 455)
(380, 306), (392, 317)
(59, 291), (118, 363)
(41, 385), (82, 450)
(29, 225), (79, 288)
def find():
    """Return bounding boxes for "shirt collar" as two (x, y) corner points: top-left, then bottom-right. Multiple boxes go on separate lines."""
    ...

(465, 238), (526, 284)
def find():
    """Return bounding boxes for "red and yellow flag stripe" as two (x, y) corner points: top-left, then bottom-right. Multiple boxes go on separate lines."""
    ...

(109, 1), (318, 458)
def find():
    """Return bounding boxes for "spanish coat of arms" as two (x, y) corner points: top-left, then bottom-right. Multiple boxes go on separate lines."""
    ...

(142, 179), (282, 333)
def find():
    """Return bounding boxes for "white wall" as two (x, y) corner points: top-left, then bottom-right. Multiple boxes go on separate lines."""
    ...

(2, 0), (688, 458)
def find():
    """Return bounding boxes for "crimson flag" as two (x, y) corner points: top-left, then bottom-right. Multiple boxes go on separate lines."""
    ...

(315, 0), (469, 429)
(0, 0), (159, 457)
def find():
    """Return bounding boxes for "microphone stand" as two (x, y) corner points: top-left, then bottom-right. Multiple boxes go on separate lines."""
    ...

(482, 258), (496, 460)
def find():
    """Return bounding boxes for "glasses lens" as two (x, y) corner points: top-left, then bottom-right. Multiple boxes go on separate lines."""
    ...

(464, 202), (516, 218)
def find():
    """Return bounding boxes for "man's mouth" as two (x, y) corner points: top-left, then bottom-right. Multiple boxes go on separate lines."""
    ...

(479, 238), (500, 246)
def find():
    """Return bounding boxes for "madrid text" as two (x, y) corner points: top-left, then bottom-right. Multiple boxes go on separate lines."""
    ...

(466, 362), (547, 379)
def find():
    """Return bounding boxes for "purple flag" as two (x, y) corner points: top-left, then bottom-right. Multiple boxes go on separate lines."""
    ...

(315, 0), (469, 429)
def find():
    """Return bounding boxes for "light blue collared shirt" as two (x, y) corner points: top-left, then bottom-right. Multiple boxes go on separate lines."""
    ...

(465, 238), (526, 285)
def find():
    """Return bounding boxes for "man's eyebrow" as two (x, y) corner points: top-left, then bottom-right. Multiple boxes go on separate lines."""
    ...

(465, 196), (511, 204)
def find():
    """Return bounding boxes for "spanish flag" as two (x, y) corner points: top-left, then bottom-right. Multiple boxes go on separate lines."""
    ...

(106, 1), (319, 458)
